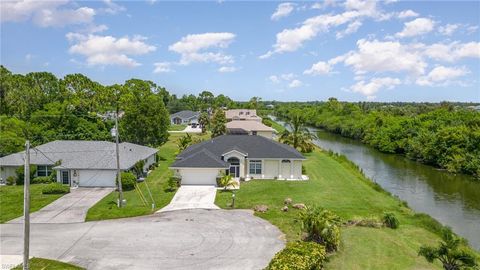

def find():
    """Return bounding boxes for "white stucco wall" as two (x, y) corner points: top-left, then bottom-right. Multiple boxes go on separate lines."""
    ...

(0, 166), (18, 183)
(143, 154), (156, 172)
(177, 168), (221, 185)
(263, 160), (279, 178)
(247, 159), (303, 180)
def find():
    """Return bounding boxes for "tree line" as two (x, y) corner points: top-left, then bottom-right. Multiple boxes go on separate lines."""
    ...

(274, 98), (480, 179)
(0, 66), (237, 156)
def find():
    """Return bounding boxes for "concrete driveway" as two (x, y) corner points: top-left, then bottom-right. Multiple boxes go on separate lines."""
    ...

(9, 187), (113, 224)
(159, 185), (219, 212)
(0, 210), (285, 270)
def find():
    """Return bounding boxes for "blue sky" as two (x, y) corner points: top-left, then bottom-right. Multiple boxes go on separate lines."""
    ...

(1, 0), (479, 102)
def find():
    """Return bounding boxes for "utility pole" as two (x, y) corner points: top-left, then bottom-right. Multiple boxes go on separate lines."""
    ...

(115, 112), (124, 207)
(23, 141), (30, 270)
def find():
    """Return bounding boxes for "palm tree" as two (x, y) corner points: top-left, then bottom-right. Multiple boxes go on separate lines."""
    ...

(279, 111), (316, 153)
(418, 227), (477, 270)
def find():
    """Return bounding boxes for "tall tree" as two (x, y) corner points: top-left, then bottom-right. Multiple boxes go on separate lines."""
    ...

(279, 110), (316, 153)
(198, 112), (210, 133)
(120, 79), (170, 146)
(210, 109), (226, 138)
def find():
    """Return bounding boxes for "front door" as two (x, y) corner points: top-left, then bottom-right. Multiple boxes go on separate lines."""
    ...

(61, 170), (70, 185)
(227, 157), (240, 178)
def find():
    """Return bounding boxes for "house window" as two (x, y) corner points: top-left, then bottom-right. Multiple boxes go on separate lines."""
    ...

(246, 112), (250, 115)
(239, 112), (244, 115)
(249, 160), (262, 174)
(37, 165), (53, 177)
(281, 160), (291, 163)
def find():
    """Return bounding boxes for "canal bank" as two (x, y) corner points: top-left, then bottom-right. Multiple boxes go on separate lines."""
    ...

(273, 117), (480, 250)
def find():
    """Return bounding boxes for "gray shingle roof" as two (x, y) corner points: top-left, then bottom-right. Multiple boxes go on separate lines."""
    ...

(170, 110), (200, 120)
(171, 135), (305, 168)
(0, 140), (158, 170)
(171, 149), (228, 168)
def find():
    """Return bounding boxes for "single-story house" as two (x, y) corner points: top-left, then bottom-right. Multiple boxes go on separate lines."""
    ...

(170, 110), (200, 125)
(225, 109), (262, 122)
(226, 120), (275, 139)
(170, 135), (306, 185)
(0, 140), (158, 187)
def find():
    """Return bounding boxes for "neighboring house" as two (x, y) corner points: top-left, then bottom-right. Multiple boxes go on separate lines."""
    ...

(266, 104), (275, 109)
(226, 120), (275, 139)
(225, 109), (262, 122)
(170, 110), (200, 125)
(0, 141), (158, 187)
(170, 135), (306, 185)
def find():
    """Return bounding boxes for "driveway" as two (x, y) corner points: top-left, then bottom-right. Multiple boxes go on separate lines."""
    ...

(0, 210), (285, 270)
(158, 185), (219, 212)
(9, 187), (113, 224)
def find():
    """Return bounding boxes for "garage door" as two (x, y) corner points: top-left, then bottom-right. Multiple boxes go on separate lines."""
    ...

(180, 169), (219, 185)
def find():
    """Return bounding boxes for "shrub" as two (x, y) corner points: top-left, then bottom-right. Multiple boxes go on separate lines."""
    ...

(15, 165), (37, 185)
(32, 176), (54, 184)
(117, 172), (136, 191)
(301, 165), (306, 175)
(267, 241), (326, 270)
(166, 176), (180, 192)
(300, 206), (341, 252)
(6, 176), (16, 185)
(42, 183), (70, 194)
(217, 174), (237, 190)
(383, 212), (399, 229)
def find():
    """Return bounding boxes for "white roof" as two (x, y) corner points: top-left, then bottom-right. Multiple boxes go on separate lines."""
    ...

(0, 140), (158, 170)
(226, 121), (275, 132)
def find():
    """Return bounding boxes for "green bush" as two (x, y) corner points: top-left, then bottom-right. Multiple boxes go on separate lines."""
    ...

(166, 176), (180, 192)
(6, 176), (16, 185)
(117, 172), (136, 191)
(32, 176), (54, 184)
(383, 212), (400, 229)
(267, 241), (326, 270)
(300, 206), (341, 252)
(15, 165), (37, 185)
(42, 183), (70, 194)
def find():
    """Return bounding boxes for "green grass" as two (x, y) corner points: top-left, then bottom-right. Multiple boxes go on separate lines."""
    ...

(86, 132), (209, 221)
(168, 124), (187, 131)
(0, 184), (65, 223)
(264, 118), (286, 133)
(12, 258), (84, 270)
(215, 149), (478, 269)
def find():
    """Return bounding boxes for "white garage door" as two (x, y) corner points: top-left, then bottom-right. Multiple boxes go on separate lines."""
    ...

(77, 169), (117, 187)
(179, 168), (220, 185)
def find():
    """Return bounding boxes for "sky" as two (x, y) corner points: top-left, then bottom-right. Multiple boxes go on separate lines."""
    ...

(1, 0), (480, 102)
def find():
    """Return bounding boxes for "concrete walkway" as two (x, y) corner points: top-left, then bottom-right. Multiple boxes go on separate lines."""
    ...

(0, 210), (285, 270)
(9, 187), (113, 224)
(158, 185), (219, 212)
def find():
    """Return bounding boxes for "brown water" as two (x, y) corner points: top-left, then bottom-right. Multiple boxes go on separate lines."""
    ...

(274, 117), (480, 250)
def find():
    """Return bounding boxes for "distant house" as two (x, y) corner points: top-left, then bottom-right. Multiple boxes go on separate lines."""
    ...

(170, 135), (306, 185)
(0, 141), (158, 187)
(226, 120), (275, 139)
(170, 110), (200, 125)
(225, 109), (262, 122)
(266, 104), (274, 109)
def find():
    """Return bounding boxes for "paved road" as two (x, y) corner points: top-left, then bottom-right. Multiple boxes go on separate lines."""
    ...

(159, 185), (219, 213)
(9, 187), (113, 224)
(0, 210), (284, 270)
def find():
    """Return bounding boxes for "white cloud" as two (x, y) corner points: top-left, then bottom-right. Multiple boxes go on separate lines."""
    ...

(288, 79), (303, 88)
(269, 75), (280, 83)
(304, 61), (332, 75)
(397, 10), (419, 19)
(271, 3), (295, 21)
(438, 24), (460, 36)
(153, 62), (173, 73)
(344, 39), (427, 75)
(395, 18), (435, 38)
(169, 32), (235, 65)
(350, 77), (401, 99)
(100, 0), (126, 15)
(0, 0), (96, 27)
(218, 66), (237, 73)
(311, 0), (336, 10)
(67, 33), (156, 67)
(416, 66), (469, 86)
(336, 20), (362, 39)
(424, 41), (480, 62)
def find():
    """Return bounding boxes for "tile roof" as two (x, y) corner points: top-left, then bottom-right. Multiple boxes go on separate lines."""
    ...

(170, 110), (200, 120)
(226, 120), (275, 132)
(0, 140), (158, 170)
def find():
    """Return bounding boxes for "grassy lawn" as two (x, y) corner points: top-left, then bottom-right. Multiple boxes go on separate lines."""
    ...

(263, 117), (286, 133)
(12, 258), (84, 270)
(215, 149), (470, 269)
(86, 132), (209, 221)
(169, 124), (187, 131)
(0, 184), (65, 223)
